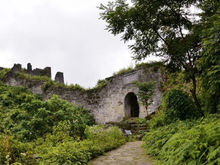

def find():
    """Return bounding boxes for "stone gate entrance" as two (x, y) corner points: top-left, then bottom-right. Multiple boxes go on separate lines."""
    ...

(124, 92), (140, 118)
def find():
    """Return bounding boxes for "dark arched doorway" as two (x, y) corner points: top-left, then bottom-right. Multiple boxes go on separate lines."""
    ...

(124, 92), (139, 118)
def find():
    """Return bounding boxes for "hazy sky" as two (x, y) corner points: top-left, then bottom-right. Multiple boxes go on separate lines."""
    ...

(0, 0), (140, 87)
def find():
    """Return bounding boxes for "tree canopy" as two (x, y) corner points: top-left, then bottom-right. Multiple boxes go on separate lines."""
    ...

(99, 0), (220, 114)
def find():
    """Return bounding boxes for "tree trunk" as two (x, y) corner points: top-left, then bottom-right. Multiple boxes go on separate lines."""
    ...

(190, 75), (204, 116)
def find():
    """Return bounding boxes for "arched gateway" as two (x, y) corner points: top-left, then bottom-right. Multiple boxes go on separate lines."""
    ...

(124, 92), (140, 118)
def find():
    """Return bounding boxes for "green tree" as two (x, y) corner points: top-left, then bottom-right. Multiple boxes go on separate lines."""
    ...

(198, 1), (220, 113)
(134, 81), (155, 110)
(99, 0), (204, 115)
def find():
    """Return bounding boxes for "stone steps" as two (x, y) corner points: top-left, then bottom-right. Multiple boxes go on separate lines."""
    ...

(106, 117), (149, 139)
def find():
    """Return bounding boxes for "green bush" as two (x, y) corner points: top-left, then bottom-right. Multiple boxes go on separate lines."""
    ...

(0, 83), (94, 141)
(143, 120), (196, 157)
(10, 95), (94, 141)
(0, 69), (10, 80)
(0, 82), (125, 164)
(143, 114), (220, 165)
(33, 125), (125, 165)
(0, 79), (126, 165)
(162, 89), (199, 122)
(85, 125), (126, 153)
(149, 89), (199, 129)
(149, 110), (166, 129)
(0, 134), (35, 165)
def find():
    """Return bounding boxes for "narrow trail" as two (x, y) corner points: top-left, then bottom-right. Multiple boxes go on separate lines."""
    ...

(88, 141), (154, 165)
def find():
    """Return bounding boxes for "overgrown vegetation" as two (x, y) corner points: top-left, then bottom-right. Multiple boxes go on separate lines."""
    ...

(0, 82), (125, 164)
(112, 61), (164, 76)
(100, 0), (220, 116)
(14, 71), (108, 93)
(100, 1), (219, 162)
(113, 67), (133, 76)
(143, 114), (220, 165)
(143, 70), (220, 164)
(0, 0), (219, 164)
(0, 68), (10, 80)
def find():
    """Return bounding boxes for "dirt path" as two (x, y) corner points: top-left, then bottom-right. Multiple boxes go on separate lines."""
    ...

(88, 141), (154, 165)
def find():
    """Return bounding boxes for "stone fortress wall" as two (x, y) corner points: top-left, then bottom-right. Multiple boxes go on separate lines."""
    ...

(1, 63), (163, 124)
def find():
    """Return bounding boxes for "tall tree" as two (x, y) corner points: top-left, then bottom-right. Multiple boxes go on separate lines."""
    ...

(198, 0), (220, 113)
(99, 0), (207, 115)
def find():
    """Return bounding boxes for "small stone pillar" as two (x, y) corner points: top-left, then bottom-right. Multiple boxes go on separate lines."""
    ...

(11, 64), (22, 73)
(27, 63), (32, 72)
(43, 67), (51, 78)
(55, 72), (64, 84)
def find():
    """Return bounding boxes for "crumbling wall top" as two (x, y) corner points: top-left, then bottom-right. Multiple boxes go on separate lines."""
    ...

(55, 72), (64, 84)
(11, 64), (22, 73)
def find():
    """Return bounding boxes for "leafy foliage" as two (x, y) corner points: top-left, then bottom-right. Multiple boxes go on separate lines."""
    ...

(33, 125), (125, 165)
(0, 125), (125, 165)
(99, 0), (206, 114)
(0, 69), (10, 80)
(149, 110), (166, 129)
(133, 81), (155, 109)
(162, 89), (199, 122)
(0, 83), (126, 164)
(0, 83), (94, 141)
(198, 4), (220, 113)
(149, 89), (199, 129)
(143, 114), (220, 165)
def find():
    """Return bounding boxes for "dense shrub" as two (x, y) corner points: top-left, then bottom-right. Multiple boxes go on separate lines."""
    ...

(33, 125), (125, 165)
(0, 69), (10, 80)
(0, 125), (126, 165)
(149, 89), (200, 129)
(0, 83), (126, 164)
(143, 120), (196, 157)
(0, 83), (94, 141)
(149, 110), (166, 129)
(0, 134), (35, 165)
(85, 125), (126, 154)
(162, 89), (199, 122)
(143, 114), (220, 165)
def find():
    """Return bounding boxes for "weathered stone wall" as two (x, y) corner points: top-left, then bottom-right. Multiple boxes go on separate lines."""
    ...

(55, 72), (64, 84)
(2, 63), (64, 82)
(1, 64), (163, 124)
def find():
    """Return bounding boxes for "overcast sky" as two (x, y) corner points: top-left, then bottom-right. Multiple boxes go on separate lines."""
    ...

(0, 0), (140, 87)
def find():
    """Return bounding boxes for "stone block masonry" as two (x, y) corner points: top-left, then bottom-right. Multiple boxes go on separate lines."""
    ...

(55, 72), (64, 84)
(1, 63), (163, 124)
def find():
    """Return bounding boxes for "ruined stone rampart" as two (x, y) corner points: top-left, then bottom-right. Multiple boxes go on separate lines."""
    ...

(0, 63), (163, 124)
(2, 63), (64, 83)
